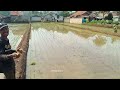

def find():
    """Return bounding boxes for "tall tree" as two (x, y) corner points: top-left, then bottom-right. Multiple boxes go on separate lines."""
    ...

(107, 12), (113, 20)
(0, 11), (10, 16)
(60, 11), (71, 17)
(99, 11), (109, 18)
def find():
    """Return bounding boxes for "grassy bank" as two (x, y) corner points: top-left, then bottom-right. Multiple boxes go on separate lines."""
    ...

(59, 23), (120, 37)
(83, 23), (120, 29)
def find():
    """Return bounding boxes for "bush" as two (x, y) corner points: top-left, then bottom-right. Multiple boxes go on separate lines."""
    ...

(94, 20), (98, 23)
(90, 20), (97, 24)
(100, 20), (106, 24)
(107, 20), (113, 24)
(96, 20), (101, 24)
(113, 21), (119, 25)
(86, 19), (89, 23)
(107, 13), (113, 20)
(105, 16), (108, 20)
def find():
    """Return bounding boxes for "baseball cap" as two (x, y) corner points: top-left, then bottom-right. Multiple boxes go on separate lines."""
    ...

(0, 23), (8, 30)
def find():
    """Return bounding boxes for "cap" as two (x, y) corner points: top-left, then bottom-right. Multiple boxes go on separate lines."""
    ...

(0, 23), (8, 30)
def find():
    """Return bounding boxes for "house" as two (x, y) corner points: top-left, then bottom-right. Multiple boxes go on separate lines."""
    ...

(10, 11), (30, 22)
(40, 11), (64, 22)
(0, 11), (11, 23)
(89, 12), (100, 21)
(66, 11), (92, 24)
(69, 11), (91, 18)
(10, 11), (23, 22)
(31, 16), (42, 22)
(111, 11), (120, 22)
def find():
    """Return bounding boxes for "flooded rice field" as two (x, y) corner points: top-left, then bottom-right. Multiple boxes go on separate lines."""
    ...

(8, 23), (28, 49)
(25, 23), (120, 79)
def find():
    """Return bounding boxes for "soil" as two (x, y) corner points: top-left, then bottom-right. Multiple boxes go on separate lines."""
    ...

(14, 24), (31, 79)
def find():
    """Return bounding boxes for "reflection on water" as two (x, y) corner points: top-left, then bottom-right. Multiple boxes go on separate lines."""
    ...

(92, 35), (107, 47)
(9, 24), (28, 36)
(8, 24), (28, 49)
(32, 23), (120, 47)
(27, 23), (120, 79)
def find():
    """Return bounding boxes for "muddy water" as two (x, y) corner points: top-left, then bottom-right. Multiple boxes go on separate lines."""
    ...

(26, 23), (120, 79)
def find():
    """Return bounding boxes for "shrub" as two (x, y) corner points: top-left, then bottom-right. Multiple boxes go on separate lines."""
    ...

(113, 21), (119, 25)
(86, 19), (89, 23)
(94, 20), (98, 23)
(100, 20), (106, 24)
(107, 20), (113, 24)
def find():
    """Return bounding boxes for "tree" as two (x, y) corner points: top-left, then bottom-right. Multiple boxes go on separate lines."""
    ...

(60, 11), (71, 17)
(0, 11), (10, 16)
(107, 12), (113, 20)
(99, 11), (109, 18)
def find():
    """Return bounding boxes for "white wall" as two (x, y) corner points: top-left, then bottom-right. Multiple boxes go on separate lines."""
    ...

(31, 17), (41, 22)
(64, 17), (82, 24)
(70, 18), (82, 24)
(64, 18), (70, 23)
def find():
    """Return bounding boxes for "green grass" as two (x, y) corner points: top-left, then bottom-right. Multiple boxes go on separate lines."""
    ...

(31, 62), (36, 65)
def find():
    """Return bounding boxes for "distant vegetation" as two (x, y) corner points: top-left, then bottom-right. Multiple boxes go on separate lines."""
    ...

(0, 11), (10, 16)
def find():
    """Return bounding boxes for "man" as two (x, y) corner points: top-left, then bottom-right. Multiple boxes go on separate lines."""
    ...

(0, 23), (22, 79)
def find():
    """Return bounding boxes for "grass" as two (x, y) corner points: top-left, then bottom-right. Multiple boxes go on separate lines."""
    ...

(31, 62), (36, 65)
(59, 23), (120, 37)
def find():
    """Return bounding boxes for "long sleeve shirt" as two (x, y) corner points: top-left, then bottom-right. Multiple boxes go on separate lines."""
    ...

(0, 37), (16, 61)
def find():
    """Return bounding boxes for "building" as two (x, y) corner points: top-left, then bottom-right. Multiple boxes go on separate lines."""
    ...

(69, 11), (91, 18)
(40, 11), (64, 22)
(10, 11), (30, 22)
(65, 11), (92, 24)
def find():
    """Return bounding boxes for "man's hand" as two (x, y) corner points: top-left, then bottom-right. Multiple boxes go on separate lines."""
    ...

(16, 47), (24, 53)
(9, 52), (21, 59)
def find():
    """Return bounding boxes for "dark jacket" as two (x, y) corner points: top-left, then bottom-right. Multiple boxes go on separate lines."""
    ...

(0, 37), (16, 61)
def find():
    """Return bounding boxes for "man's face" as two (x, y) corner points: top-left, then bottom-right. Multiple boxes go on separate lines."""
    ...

(0, 27), (9, 37)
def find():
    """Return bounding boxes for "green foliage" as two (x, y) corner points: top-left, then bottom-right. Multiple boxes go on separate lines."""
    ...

(107, 20), (113, 24)
(60, 11), (71, 17)
(97, 20), (101, 24)
(0, 11), (10, 16)
(107, 13), (113, 20)
(113, 21), (119, 25)
(86, 19), (89, 23)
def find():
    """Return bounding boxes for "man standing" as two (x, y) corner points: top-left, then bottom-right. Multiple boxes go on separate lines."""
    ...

(0, 23), (22, 79)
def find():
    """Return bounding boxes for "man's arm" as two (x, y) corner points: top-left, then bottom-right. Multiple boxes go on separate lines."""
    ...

(0, 54), (13, 61)
(5, 49), (16, 54)
(0, 52), (19, 61)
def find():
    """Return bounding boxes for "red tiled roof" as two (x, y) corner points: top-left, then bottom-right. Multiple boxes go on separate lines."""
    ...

(70, 11), (87, 18)
(10, 11), (21, 16)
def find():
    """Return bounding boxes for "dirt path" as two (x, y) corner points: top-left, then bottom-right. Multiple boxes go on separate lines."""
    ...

(8, 23), (30, 79)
